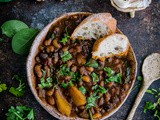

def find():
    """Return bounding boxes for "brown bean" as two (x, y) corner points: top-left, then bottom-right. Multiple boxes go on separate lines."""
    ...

(105, 92), (111, 103)
(114, 59), (120, 64)
(78, 110), (89, 119)
(38, 88), (46, 99)
(78, 81), (83, 86)
(53, 53), (59, 64)
(93, 113), (101, 119)
(46, 89), (54, 96)
(39, 45), (45, 51)
(47, 96), (55, 105)
(77, 54), (86, 65)
(46, 45), (54, 53)
(76, 45), (82, 53)
(47, 58), (52, 67)
(79, 66), (87, 75)
(66, 60), (73, 67)
(111, 96), (119, 104)
(86, 67), (94, 73)
(98, 97), (104, 106)
(35, 65), (42, 78)
(69, 48), (74, 53)
(106, 82), (115, 88)
(79, 105), (85, 110)
(64, 76), (71, 81)
(115, 87), (120, 95)
(35, 56), (41, 63)
(123, 84), (129, 91)
(100, 81), (104, 87)
(82, 75), (90, 82)
(44, 66), (50, 77)
(52, 39), (61, 49)
(62, 46), (68, 52)
(110, 87), (116, 95)
(71, 65), (77, 72)
(40, 53), (48, 60)
(44, 39), (52, 46)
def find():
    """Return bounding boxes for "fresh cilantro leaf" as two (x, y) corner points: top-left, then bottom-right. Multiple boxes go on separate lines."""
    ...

(144, 102), (156, 113)
(60, 34), (70, 45)
(59, 64), (72, 76)
(0, 82), (7, 92)
(105, 73), (122, 84)
(71, 72), (82, 82)
(6, 106), (34, 120)
(38, 77), (53, 89)
(92, 85), (98, 90)
(146, 90), (155, 95)
(79, 86), (86, 94)
(91, 72), (99, 82)
(85, 59), (99, 68)
(61, 82), (68, 89)
(94, 86), (107, 94)
(104, 67), (114, 77)
(9, 75), (25, 97)
(85, 94), (100, 110)
(154, 110), (160, 120)
(61, 51), (72, 62)
(137, 76), (142, 81)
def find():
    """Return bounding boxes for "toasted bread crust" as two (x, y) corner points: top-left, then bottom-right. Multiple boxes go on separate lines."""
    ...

(92, 33), (130, 61)
(70, 13), (117, 40)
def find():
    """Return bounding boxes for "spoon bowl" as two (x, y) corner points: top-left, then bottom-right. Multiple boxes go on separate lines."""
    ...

(127, 53), (160, 120)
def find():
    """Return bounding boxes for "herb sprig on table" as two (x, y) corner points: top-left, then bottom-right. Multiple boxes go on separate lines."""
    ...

(0, 82), (7, 93)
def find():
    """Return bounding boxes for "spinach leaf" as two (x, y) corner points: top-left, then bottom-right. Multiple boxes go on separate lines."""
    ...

(12, 28), (39, 55)
(1, 20), (28, 38)
(79, 86), (86, 94)
(85, 59), (99, 68)
(60, 51), (72, 62)
(91, 72), (99, 82)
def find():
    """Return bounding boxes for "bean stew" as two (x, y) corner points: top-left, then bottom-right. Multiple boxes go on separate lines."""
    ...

(33, 13), (136, 119)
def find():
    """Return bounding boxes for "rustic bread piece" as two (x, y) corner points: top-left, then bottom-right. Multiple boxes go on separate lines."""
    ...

(71, 13), (117, 40)
(92, 34), (129, 60)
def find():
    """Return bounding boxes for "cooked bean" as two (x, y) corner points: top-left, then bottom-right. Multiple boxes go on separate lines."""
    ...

(106, 82), (115, 88)
(78, 110), (89, 119)
(123, 84), (129, 91)
(105, 92), (111, 103)
(46, 89), (54, 96)
(115, 87), (120, 95)
(111, 96), (119, 104)
(86, 67), (94, 73)
(66, 60), (73, 67)
(47, 96), (55, 105)
(76, 45), (82, 53)
(64, 76), (71, 81)
(44, 39), (52, 46)
(39, 45), (45, 51)
(69, 48), (74, 53)
(35, 65), (42, 78)
(46, 45), (54, 53)
(98, 97), (104, 106)
(93, 113), (101, 119)
(47, 58), (52, 67)
(71, 65), (77, 72)
(77, 54), (86, 65)
(53, 53), (59, 64)
(35, 56), (41, 63)
(82, 75), (90, 82)
(110, 87), (116, 95)
(44, 66), (50, 77)
(40, 53), (48, 60)
(114, 59), (120, 64)
(52, 39), (61, 49)
(38, 88), (46, 99)
(78, 81), (83, 86)
(100, 81), (104, 87)
(79, 105), (85, 110)
(79, 66), (87, 75)
(62, 46), (68, 52)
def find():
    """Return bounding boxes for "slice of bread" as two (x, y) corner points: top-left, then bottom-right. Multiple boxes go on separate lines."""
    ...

(71, 13), (117, 40)
(92, 34), (130, 61)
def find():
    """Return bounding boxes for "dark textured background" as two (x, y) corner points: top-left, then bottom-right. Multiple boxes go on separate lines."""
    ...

(0, 0), (159, 120)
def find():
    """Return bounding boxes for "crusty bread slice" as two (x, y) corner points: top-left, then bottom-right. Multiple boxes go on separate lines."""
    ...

(70, 13), (117, 40)
(92, 34), (130, 60)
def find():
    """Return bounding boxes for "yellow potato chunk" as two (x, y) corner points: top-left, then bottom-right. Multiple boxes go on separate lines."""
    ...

(54, 89), (71, 116)
(69, 86), (86, 106)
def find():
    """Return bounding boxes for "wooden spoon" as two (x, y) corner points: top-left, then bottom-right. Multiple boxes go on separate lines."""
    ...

(127, 53), (160, 120)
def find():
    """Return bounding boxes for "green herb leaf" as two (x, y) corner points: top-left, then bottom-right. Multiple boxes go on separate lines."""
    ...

(94, 86), (107, 94)
(0, 82), (7, 93)
(144, 101), (156, 113)
(89, 109), (93, 120)
(91, 72), (99, 83)
(1, 20), (28, 38)
(9, 75), (25, 97)
(85, 96), (97, 110)
(6, 106), (34, 120)
(71, 72), (82, 82)
(59, 64), (72, 76)
(104, 67), (114, 77)
(146, 90), (155, 95)
(60, 34), (70, 45)
(137, 76), (142, 81)
(12, 28), (39, 55)
(61, 82), (68, 89)
(85, 59), (99, 68)
(79, 86), (86, 94)
(61, 51), (72, 62)
(105, 73), (122, 84)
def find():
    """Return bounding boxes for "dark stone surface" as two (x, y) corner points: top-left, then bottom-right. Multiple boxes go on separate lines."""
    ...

(0, 0), (159, 120)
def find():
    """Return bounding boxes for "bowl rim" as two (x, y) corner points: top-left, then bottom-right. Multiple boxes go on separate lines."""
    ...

(26, 12), (137, 120)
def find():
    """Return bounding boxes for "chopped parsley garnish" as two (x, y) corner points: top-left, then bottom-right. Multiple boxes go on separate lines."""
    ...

(104, 67), (115, 77)
(79, 86), (86, 94)
(60, 51), (72, 62)
(0, 82), (7, 93)
(59, 64), (72, 76)
(6, 106), (34, 120)
(85, 59), (99, 68)
(60, 33), (70, 45)
(91, 72), (99, 82)
(38, 70), (53, 89)
(137, 76), (143, 81)
(9, 75), (25, 97)
(105, 73), (122, 84)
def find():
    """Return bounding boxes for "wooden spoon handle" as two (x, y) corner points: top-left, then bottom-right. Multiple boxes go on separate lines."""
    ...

(126, 82), (151, 120)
